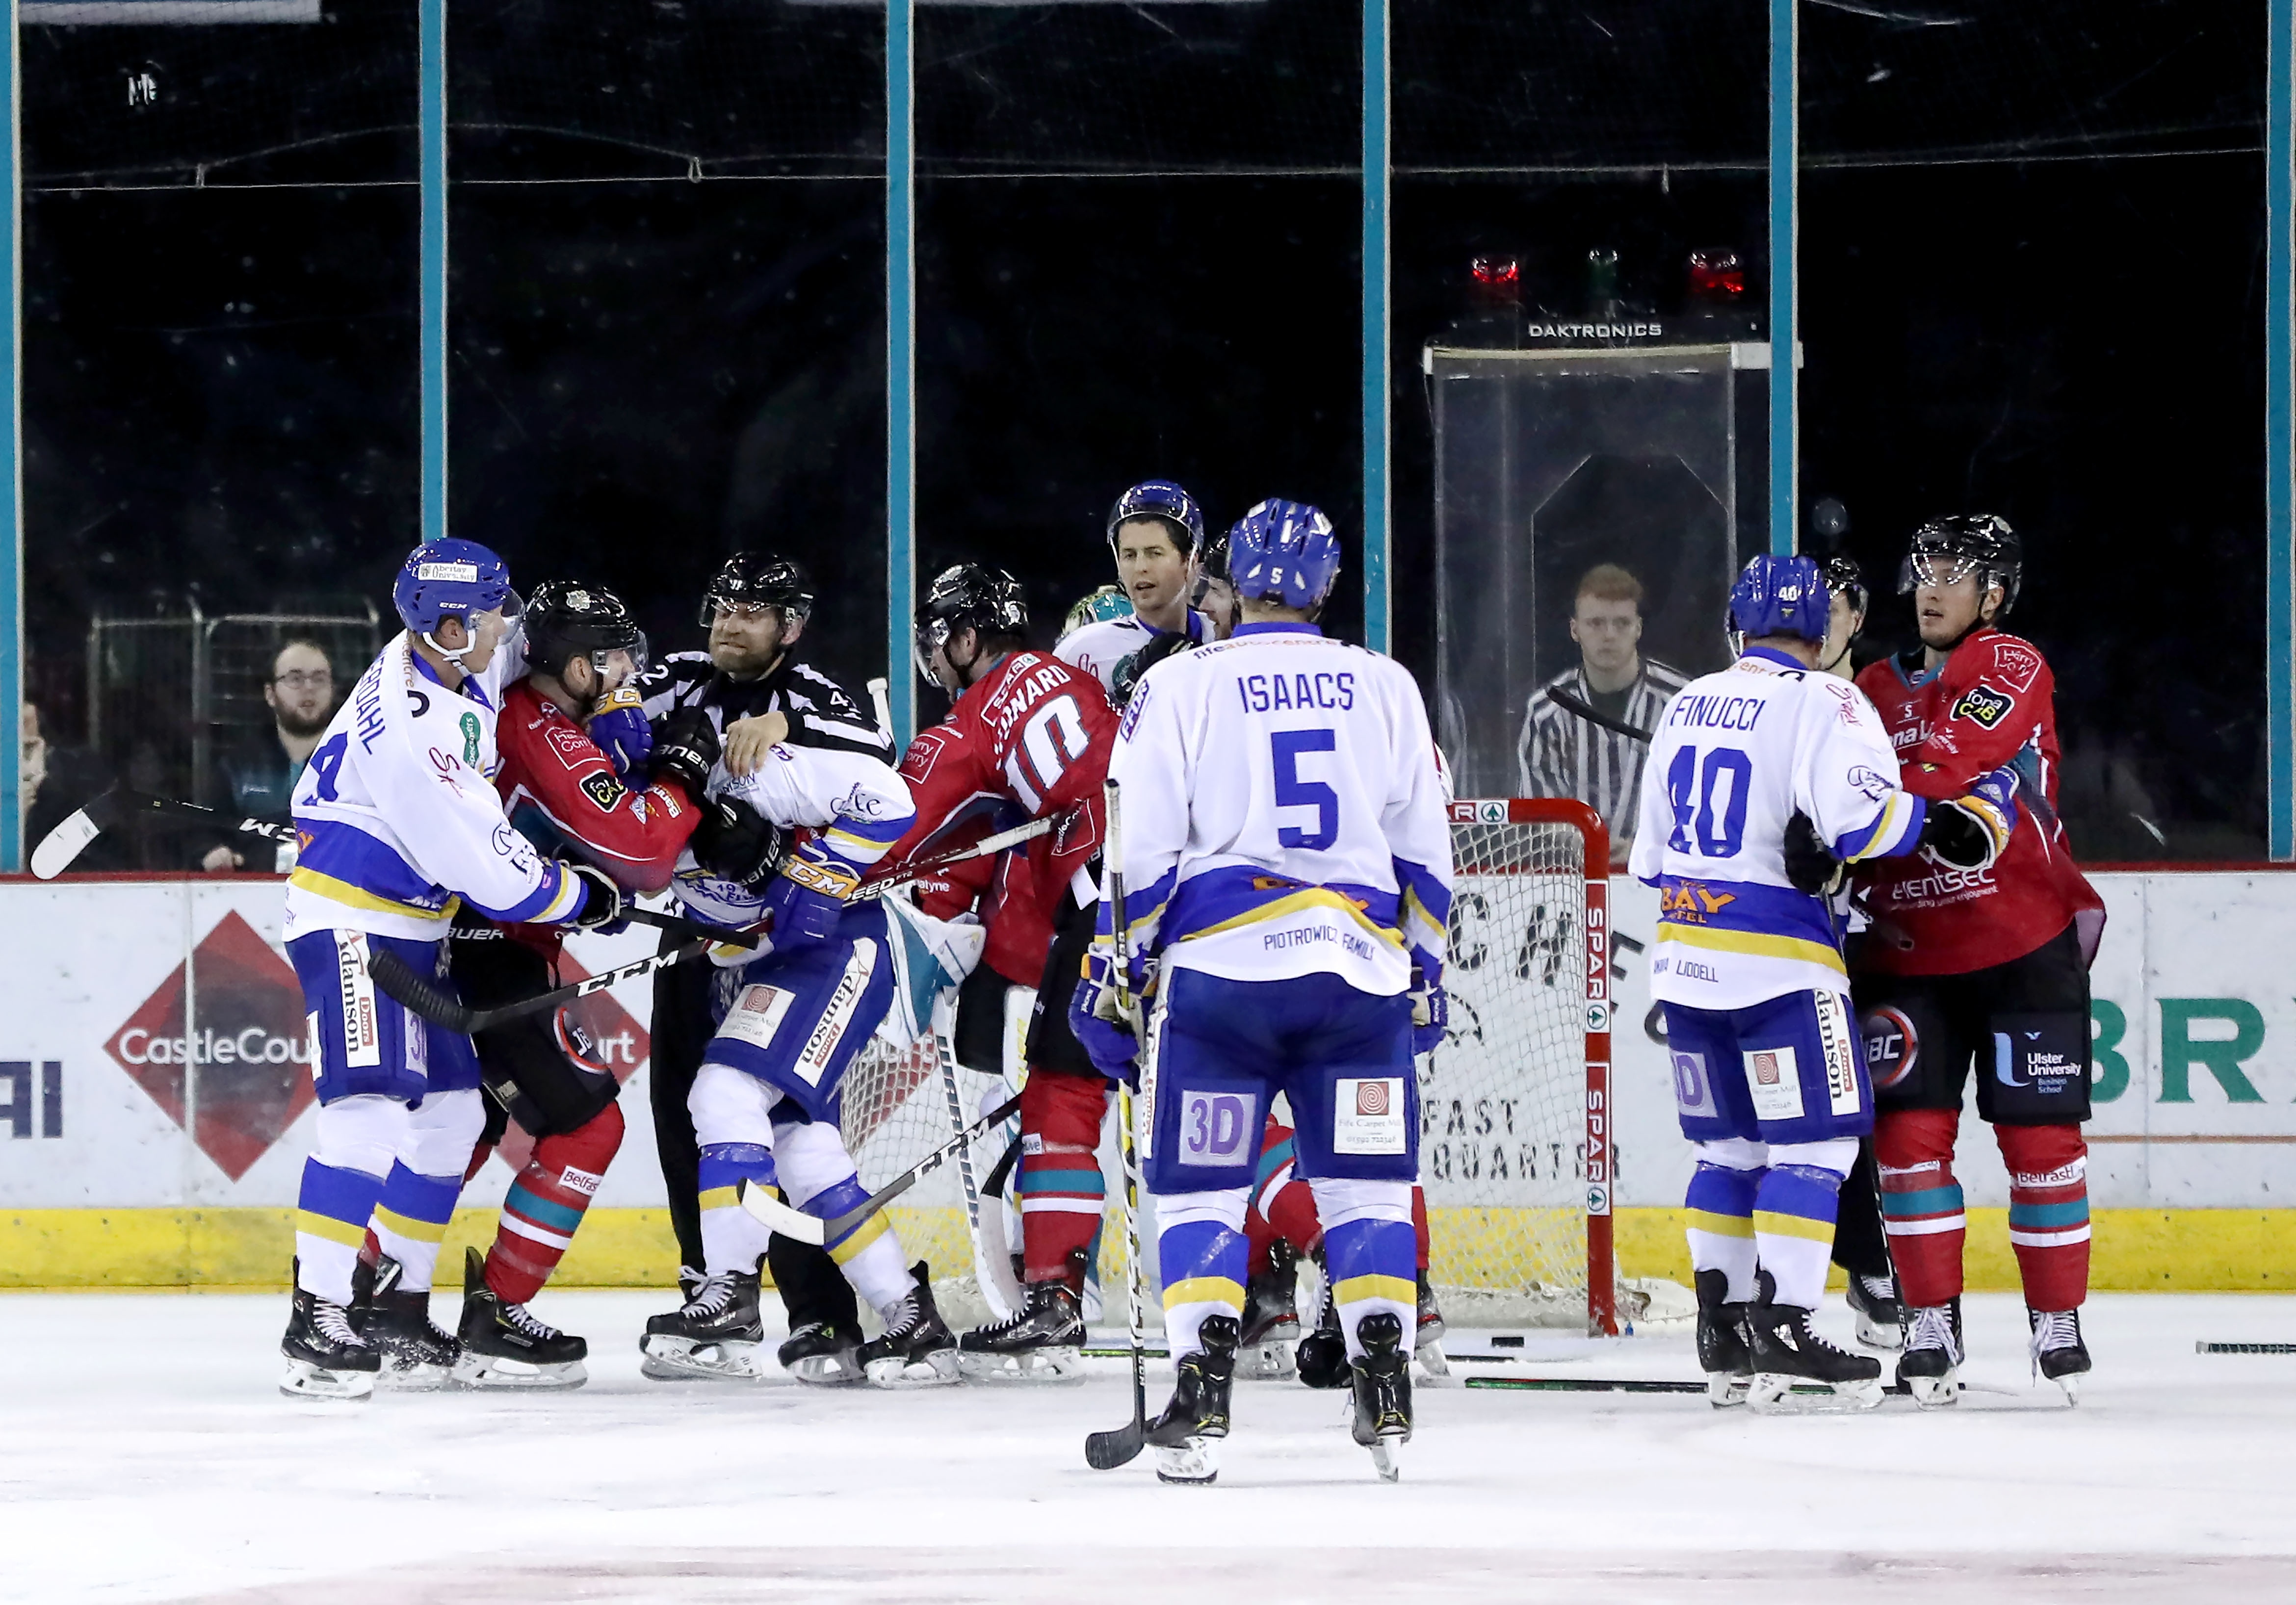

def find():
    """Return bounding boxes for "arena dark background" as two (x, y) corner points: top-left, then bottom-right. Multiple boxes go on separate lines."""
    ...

(16, 0), (2268, 860)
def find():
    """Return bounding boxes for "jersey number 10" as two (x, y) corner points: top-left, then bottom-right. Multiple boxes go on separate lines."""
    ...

(1664, 744), (1751, 858)
(1004, 695), (1093, 812)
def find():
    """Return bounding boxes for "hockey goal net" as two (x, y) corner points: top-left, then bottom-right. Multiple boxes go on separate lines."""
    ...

(832, 797), (1618, 1335)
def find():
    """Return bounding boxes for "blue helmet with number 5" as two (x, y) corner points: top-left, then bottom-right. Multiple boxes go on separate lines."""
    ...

(1228, 499), (1341, 610)
(393, 538), (513, 635)
(1728, 553), (1829, 645)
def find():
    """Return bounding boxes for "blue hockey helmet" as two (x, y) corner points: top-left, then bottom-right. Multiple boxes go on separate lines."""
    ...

(1228, 499), (1341, 611)
(1106, 479), (1205, 555)
(393, 539), (513, 637)
(1728, 553), (1829, 646)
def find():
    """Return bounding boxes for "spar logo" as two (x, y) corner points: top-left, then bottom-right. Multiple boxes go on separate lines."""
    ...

(104, 911), (316, 1181)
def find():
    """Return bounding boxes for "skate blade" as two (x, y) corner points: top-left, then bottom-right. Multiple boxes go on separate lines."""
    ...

(639, 1354), (715, 1382)
(956, 1346), (1086, 1383)
(1748, 1372), (1883, 1414)
(2044, 1371), (2083, 1406)
(375, 1359), (454, 1393)
(1414, 1340), (1453, 1383)
(1237, 1340), (1297, 1382)
(279, 1358), (375, 1402)
(785, 1351), (867, 1387)
(1368, 1436), (1403, 1483)
(638, 1334), (762, 1381)
(1707, 1372), (1751, 1409)
(1904, 1370), (1961, 1409)
(1153, 1438), (1220, 1485)
(452, 1353), (587, 1391)
(865, 1347), (963, 1389)
(1854, 1313), (1906, 1351)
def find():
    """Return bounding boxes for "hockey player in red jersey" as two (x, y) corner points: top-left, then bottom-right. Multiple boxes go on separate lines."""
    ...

(894, 563), (1122, 1379)
(1851, 516), (2105, 1404)
(357, 580), (704, 1388)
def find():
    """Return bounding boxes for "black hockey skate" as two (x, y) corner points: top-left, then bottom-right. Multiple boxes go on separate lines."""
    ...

(958, 1278), (1086, 1382)
(1845, 1269), (1906, 1351)
(2028, 1308), (2089, 1405)
(640, 1267), (765, 1381)
(351, 1254), (457, 1390)
(1694, 1268), (1754, 1409)
(638, 1267), (713, 1381)
(452, 1247), (587, 1390)
(1148, 1315), (1239, 1485)
(1895, 1298), (1964, 1409)
(1744, 1273), (1882, 1413)
(1414, 1270), (1451, 1379)
(856, 1261), (961, 1388)
(1294, 1252), (1349, 1390)
(779, 1319), (867, 1387)
(1237, 1242), (1301, 1381)
(1349, 1312), (1413, 1482)
(280, 1268), (380, 1401)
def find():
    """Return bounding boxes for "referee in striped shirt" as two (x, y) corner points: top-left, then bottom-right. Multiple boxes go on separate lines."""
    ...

(1516, 562), (1690, 864)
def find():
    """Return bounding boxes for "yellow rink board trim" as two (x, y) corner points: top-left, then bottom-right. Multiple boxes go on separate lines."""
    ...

(0, 1206), (2290, 1292)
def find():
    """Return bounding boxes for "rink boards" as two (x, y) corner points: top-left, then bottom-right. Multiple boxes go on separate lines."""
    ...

(0, 873), (2291, 1291)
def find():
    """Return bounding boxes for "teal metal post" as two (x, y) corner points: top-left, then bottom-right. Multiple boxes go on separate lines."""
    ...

(2271, 0), (2293, 859)
(1768, 0), (1797, 556)
(420, 0), (447, 544)
(887, 0), (916, 742)
(1361, 0), (1390, 649)
(1, 0), (19, 870)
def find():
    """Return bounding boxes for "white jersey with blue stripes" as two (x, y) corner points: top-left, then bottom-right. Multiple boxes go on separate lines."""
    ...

(285, 630), (583, 943)
(668, 743), (916, 931)
(1627, 647), (1927, 1009)
(1104, 622), (1452, 997)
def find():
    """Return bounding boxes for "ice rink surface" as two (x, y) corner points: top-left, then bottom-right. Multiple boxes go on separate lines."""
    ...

(2, 1290), (2291, 1604)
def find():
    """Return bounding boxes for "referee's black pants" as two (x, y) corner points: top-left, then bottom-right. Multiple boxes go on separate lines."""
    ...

(651, 932), (859, 1330)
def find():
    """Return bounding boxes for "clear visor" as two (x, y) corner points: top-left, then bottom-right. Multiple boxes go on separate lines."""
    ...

(588, 633), (649, 691)
(912, 618), (952, 689)
(1897, 551), (1983, 595)
(701, 595), (785, 630)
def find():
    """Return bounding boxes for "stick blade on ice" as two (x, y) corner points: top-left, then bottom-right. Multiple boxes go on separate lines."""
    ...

(1083, 1419), (1144, 1471)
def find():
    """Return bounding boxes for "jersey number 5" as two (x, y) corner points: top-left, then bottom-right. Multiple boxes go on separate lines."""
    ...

(1664, 744), (1751, 858)
(1271, 729), (1339, 850)
(1004, 695), (1091, 811)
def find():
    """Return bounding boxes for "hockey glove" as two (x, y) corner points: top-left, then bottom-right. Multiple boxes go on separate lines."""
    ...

(756, 842), (859, 953)
(691, 797), (790, 887)
(650, 705), (721, 800)
(560, 860), (626, 932)
(1782, 808), (1847, 898)
(1409, 974), (1449, 1058)
(1069, 942), (1142, 1083)
(588, 687), (653, 780)
(1918, 763), (2020, 872)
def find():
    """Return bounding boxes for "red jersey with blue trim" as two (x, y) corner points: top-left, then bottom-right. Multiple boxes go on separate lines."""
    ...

(892, 651), (1118, 985)
(1853, 628), (2102, 976)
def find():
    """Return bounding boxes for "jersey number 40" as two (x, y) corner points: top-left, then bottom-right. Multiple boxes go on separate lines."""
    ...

(1664, 744), (1751, 858)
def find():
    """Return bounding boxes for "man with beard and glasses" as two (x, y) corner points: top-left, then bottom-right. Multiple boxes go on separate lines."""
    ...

(204, 637), (338, 874)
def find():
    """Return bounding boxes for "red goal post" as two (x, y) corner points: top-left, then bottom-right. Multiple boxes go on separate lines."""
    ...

(1438, 797), (1617, 1337)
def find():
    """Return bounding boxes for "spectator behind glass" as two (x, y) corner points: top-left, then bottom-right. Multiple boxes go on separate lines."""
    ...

(1516, 561), (1691, 865)
(20, 701), (47, 822)
(203, 638), (336, 874)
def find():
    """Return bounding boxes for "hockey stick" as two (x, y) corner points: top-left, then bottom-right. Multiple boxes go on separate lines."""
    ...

(1542, 686), (1653, 746)
(933, 992), (1020, 1320)
(368, 938), (716, 1034)
(850, 816), (1052, 899)
(31, 785), (293, 878)
(735, 1090), (1024, 1246)
(1086, 776), (1151, 1472)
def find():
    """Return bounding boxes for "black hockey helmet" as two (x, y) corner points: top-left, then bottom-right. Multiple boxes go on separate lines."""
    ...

(914, 563), (1028, 688)
(523, 579), (648, 684)
(1898, 514), (2021, 616)
(700, 551), (815, 629)
(1819, 552), (1869, 618)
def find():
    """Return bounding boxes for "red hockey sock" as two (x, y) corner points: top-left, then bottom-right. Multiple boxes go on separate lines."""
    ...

(1998, 1122), (2089, 1312)
(1876, 1106), (1965, 1308)
(483, 1102), (625, 1306)
(1018, 1067), (1110, 1287)
(1412, 1185), (1430, 1272)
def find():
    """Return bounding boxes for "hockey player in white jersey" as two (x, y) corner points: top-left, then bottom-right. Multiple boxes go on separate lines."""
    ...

(1630, 555), (2017, 1411)
(636, 725), (986, 1387)
(1076, 498), (1452, 1482)
(279, 540), (625, 1399)
(1056, 479), (1213, 694)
